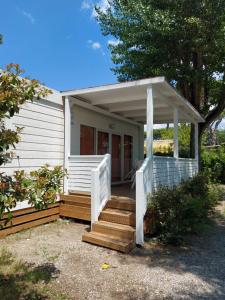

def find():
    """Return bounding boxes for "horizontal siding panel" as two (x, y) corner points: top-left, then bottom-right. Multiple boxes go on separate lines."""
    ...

(17, 109), (64, 125)
(13, 115), (63, 132)
(3, 159), (64, 168)
(22, 101), (64, 118)
(20, 126), (64, 139)
(15, 142), (64, 152)
(15, 150), (64, 159)
(20, 134), (63, 145)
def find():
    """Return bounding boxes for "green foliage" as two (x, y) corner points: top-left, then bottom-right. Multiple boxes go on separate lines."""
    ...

(29, 165), (67, 210)
(153, 124), (191, 157)
(217, 129), (225, 145)
(97, 0), (225, 138)
(0, 165), (66, 224)
(147, 173), (223, 245)
(0, 64), (51, 166)
(201, 146), (225, 183)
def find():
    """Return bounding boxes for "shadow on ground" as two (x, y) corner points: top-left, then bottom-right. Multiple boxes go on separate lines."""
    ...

(0, 248), (60, 300)
(116, 209), (225, 300)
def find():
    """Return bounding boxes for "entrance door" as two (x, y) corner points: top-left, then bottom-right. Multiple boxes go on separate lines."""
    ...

(80, 125), (95, 155)
(124, 135), (133, 180)
(97, 131), (109, 155)
(111, 134), (121, 182)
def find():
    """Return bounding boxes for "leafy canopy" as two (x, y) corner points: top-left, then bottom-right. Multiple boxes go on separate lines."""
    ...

(97, 0), (225, 134)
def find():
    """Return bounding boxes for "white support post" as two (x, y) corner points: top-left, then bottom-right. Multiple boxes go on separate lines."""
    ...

(64, 96), (71, 194)
(146, 86), (154, 159)
(173, 108), (179, 159)
(146, 85), (154, 195)
(194, 122), (199, 172)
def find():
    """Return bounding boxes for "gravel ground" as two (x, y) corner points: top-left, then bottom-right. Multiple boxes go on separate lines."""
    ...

(1, 201), (225, 300)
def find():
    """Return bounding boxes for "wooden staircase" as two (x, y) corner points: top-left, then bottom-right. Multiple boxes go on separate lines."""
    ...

(82, 196), (136, 253)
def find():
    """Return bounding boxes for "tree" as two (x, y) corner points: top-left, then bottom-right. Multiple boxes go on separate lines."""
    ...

(0, 64), (50, 165)
(96, 0), (225, 156)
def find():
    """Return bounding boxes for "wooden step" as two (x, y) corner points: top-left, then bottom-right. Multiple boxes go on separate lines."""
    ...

(99, 208), (135, 226)
(107, 197), (135, 212)
(60, 204), (91, 221)
(82, 231), (135, 253)
(60, 194), (91, 207)
(92, 221), (135, 240)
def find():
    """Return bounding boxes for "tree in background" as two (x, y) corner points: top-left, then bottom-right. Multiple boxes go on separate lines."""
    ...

(96, 0), (225, 157)
(153, 124), (191, 157)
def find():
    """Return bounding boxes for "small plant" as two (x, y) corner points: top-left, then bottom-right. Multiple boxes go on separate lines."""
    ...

(0, 165), (66, 224)
(147, 173), (224, 245)
(29, 165), (67, 210)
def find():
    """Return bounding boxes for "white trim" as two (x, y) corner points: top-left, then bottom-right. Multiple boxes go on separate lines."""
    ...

(64, 96), (71, 194)
(173, 108), (179, 159)
(61, 77), (165, 97)
(194, 123), (199, 171)
(146, 86), (153, 158)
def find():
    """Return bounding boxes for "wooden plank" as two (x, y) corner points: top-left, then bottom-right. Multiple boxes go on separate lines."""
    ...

(2, 203), (60, 219)
(60, 204), (91, 221)
(0, 207), (59, 228)
(0, 214), (58, 238)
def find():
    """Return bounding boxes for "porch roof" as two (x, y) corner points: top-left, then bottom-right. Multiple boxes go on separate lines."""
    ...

(61, 77), (205, 125)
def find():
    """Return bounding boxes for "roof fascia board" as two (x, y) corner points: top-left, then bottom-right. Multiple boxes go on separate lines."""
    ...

(61, 77), (165, 97)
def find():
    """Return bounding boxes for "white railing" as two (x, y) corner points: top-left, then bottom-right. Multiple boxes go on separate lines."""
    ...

(135, 156), (198, 245)
(136, 157), (152, 245)
(68, 155), (104, 192)
(152, 156), (198, 190)
(91, 154), (111, 225)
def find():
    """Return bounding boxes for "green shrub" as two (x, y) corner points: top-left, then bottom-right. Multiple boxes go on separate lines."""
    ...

(147, 173), (224, 245)
(201, 146), (225, 184)
(0, 165), (66, 224)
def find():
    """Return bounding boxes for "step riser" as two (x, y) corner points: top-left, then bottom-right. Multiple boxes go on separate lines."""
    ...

(100, 213), (135, 226)
(82, 234), (134, 253)
(60, 195), (91, 208)
(92, 223), (135, 240)
(106, 201), (135, 212)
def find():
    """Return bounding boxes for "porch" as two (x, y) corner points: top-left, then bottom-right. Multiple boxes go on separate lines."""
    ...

(61, 77), (204, 251)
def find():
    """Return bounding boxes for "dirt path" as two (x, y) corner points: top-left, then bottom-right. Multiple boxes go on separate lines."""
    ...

(1, 201), (225, 300)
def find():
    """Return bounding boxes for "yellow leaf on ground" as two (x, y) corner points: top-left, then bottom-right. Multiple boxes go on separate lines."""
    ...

(101, 263), (110, 270)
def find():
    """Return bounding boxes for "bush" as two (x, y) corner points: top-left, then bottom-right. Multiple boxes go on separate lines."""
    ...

(147, 173), (224, 245)
(0, 165), (66, 224)
(201, 146), (225, 184)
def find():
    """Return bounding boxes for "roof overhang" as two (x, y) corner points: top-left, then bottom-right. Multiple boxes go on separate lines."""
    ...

(61, 77), (205, 125)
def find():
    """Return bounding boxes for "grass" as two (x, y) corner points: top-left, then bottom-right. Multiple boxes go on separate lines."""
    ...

(0, 247), (68, 300)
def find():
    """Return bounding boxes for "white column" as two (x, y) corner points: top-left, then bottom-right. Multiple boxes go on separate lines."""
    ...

(173, 108), (179, 159)
(146, 85), (154, 158)
(194, 122), (199, 171)
(64, 96), (71, 194)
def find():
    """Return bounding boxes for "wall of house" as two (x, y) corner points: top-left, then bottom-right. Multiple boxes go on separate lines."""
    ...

(70, 103), (144, 166)
(1, 90), (64, 175)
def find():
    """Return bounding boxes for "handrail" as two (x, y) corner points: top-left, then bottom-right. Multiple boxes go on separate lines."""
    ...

(91, 154), (111, 226)
(136, 157), (152, 245)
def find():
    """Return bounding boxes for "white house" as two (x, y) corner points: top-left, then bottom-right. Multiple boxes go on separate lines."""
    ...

(1, 77), (204, 252)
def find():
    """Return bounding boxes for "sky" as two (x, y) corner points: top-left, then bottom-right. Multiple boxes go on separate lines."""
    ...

(0, 0), (224, 129)
(0, 0), (117, 91)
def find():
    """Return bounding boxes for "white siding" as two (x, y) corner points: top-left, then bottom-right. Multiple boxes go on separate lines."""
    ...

(1, 92), (64, 175)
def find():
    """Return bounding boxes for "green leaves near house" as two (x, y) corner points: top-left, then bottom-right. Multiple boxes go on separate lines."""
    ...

(146, 173), (224, 245)
(0, 165), (66, 224)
